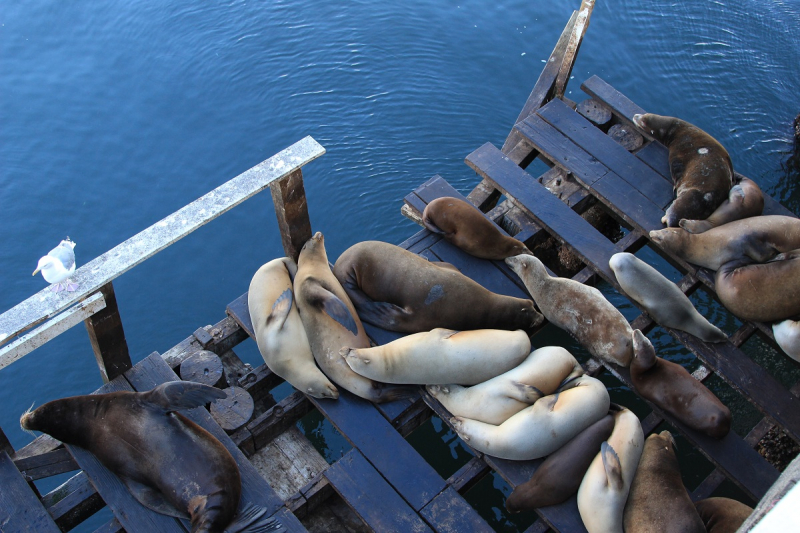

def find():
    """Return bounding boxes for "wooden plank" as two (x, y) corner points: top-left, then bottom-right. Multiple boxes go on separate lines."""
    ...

(324, 449), (433, 533)
(14, 447), (78, 481)
(0, 450), (62, 533)
(419, 486), (494, 533)
(553, 0), (595, 98)
(84, 282), (132, 383)
(42, 471), (104, 531)
(271, 168), (313, 263)
(446, 457), (491, 493)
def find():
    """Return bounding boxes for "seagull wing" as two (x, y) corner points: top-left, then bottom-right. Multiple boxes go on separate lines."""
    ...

(49, 242), (75, 271)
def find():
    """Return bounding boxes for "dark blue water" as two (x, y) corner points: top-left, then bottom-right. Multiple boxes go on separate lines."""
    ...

(2, 1), (799, 530)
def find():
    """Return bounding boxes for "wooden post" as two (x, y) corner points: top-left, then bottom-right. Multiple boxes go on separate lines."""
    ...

(84, 282), (132, 383)
(0, 425), (13, 456)
(270, 168), (313, 263)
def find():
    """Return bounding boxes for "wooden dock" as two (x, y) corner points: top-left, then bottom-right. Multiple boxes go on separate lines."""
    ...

(2, 3), (799, 531)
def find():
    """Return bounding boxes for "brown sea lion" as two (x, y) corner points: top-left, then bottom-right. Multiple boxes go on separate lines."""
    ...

(694, 497), (753, 533)
(714, 251), (800, 322)
(332, 240), (543, 334)
(679, 177), (764, 233)
(294, 233), (412, 403)
(20, 382), (283, 533)
(649, 215), (800, 271)
(623, 431), (705, 533)
(505, 412), (615, 513)
(630, 330), (731, 439)
(632, 113), (733, 227)
(422, 196), (532, 259)
(506, 253), (633, 367)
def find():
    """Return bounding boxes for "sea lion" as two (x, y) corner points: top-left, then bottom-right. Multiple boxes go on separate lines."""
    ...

(19, 382), (282, 533)
(422, 196), (532, 260)
(609, 252), (726, 342)
(450, 374), (609, 461)
(623, 431), (705, 533)
(630, 329), (731, 439)
(577, 406), (644, 533)
(506, 253), (633, 367)
(341, 328), (531, 386)
(294, 233), (410, 403)
(694, 497), (753, 533)
(248, 258), (338, 399)
(427, 345), (583, 425)
(505, 413), (615, 513)
(649, 215), (800, 271)
(714, 251), (800, 322)
(632, 113), (733, 227)
(332, 240), (543, 334)
(679, 177), (764, 233)
(773, 319), (800, 363)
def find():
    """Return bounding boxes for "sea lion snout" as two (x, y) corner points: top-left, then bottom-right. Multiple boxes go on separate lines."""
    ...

(632, 113), (646, 129)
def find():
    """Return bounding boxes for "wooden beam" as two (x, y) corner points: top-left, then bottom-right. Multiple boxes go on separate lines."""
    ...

(271, 168), (313, 263)
(553, 0), (595, 98)
(84, 282), (131, 383)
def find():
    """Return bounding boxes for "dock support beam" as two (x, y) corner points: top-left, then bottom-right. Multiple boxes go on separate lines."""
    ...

(84, 282), (132, 383)
(271, 168), (313, 263)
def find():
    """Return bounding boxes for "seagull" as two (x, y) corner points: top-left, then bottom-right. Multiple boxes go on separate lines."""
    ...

(33, 238), (77, 292)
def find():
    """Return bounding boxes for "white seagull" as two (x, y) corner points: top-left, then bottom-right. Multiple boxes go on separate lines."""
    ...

(33, 238), (78, 292)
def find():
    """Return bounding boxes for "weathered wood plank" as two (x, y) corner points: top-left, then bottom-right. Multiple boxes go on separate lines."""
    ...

(42, 471), (105, 531)
(84, 282), (132, 383)
(420, 486), (494, 533)
(271, 168), (313, 263)
(446, 456), (491, 494)
(0, 450), (62, 533)
(553, 0), (595, 98)
(13, 447), (78, 481)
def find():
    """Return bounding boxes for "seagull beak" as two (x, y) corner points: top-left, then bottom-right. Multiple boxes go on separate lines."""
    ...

(32, 267), (41, 276)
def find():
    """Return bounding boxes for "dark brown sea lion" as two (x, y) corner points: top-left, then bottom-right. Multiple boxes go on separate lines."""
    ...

(623, 430), (706, 533)
(649, 215), (800, 271)
(694, 497), (753, 533)
(679, 177), (764, 233)
(632, 113), (733, 227)
(20, 382), (283, 533)
(505, 413), (615, 513)
(332, 240), (543, 334)
(630, 330), (731, 439)
(422, 196), (532, 259)
(714, 251), (800, 322)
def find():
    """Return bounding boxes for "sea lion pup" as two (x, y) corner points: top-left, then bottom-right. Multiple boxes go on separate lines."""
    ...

(20, 382), (283, 533)
(623, 431), (706, 533)
(332, 240), (543, 334)
(773, 319), (800, 363)
(679, 177), (764, 233)
(505, 413), (615, 513)
(714, 251), (800, 323)
(450, 374), (609, 461)
(506, 253), (633, 367)
(427, 345), (584, 425)
(422, 196), (532, 260)
(630, 330), (731, 439)
(577, 406), (643, 533)
(342, 328), (531, 386)
(632, 112), (733, 227)
(609, 252), (726, 342)
(649, 215), (800, 271)
(694, 497), (753, 533)
(248, 257), (338, 399)
(294, 233), (411, 403)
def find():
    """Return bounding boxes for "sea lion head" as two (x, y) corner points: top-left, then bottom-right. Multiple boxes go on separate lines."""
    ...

(632, 113), (682, 144)
(505, 253), (548, 285)
(20, 396), (92, 444)
(298, 232), (327, 265)
(630, 329), (657, 374)
(648, 227), (687, 253)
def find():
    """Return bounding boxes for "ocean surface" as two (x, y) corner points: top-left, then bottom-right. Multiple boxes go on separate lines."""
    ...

(2, 1), (799, 530)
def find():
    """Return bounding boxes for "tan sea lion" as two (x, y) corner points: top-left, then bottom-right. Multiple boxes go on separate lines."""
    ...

(20, 382), (283, 533)
(632, 113), (733, 227)
(427, 345), (583, 425)
(623, 431), (705, 533)
(577, 406), (643, 533)
(649, 215), (800, 271)
(694, 497), (753, 533)
(609, 252), (726, 342)
(294, 233), (411, 403)
(505, 412), (615, 513)
(332, 240), (543, 334)
(714, 251), (800, 323)
(422, 196), (532, 259)
(342, 328), (531, 386)
(679, 177), (764, 233)
(450, 374), (610, 461)
(506, 253), (633, 367)
(248, 258), (338, 399)
(773, 319), (800, 363)
(630, 329), (731, 439)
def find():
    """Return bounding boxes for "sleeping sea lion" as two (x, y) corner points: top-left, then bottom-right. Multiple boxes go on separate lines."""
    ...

(20, 382), (283, 533)
(632, 113), (733, 227)
(332, 240), (543, 334)
(679, 177), (763, 233)
(694, 497), (753, 533)
(422, 196), (532, 259)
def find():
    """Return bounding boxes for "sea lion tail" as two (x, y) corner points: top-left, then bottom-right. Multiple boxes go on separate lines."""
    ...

(224, 503), (285, 533)
(378, 384), (419, 403)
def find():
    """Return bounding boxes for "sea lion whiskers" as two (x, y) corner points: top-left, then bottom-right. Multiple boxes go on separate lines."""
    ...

(19, 402), (37, 437)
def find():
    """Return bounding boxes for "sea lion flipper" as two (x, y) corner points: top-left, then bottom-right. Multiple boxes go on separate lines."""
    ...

(267, 288), (294, 331)
(354, 299), (411, 328)
(120, 476), (189, 519)
(510, 381), (544, 403)
(422, 215), (446, 235)
(226, 502), (285, 533)
(600, 441), (624, 491)
(307, 282), (359, 336)
(146, 381), (227, 412)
